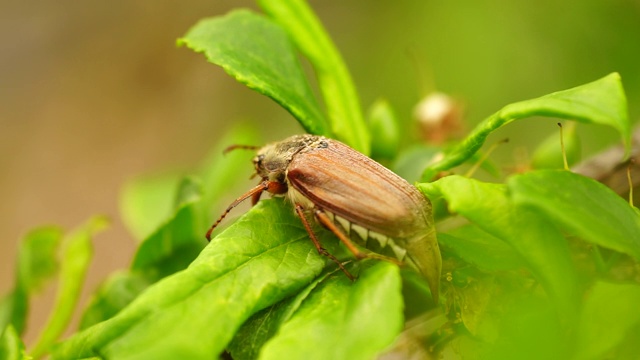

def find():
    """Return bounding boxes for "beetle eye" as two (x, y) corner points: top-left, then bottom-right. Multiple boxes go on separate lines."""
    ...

(254, 154), (265, 169)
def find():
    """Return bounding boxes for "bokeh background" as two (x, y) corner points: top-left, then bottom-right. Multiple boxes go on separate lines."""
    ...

(2, 0), (639, 344)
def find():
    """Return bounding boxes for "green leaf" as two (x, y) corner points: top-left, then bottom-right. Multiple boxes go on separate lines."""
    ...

(16, 227), (62, 293)
(258, 0), (369, 154)
(531, 122), (581, 169)
(173, 176), (202, 207)
(120, 172), (182, 241)
(422, 73), (629, 180)
(0, 226), (63, 335)
(81, 127), (259, 328)
(368, 99), (400, 160)
(508, 170), (640, 260)
(52, 199), (326, 360)
(79, 198), (204, 329)
(78, 272), (150, 330)
(0, 325), (27, 360)
(476, 292), (567, 359)
(399, 269), (438, 321)
(260, 262), (403, 360)
(30, 216), (109, 359)
(131, 196), (204, 278)
(228, 269), (335, 360)
(178, 9), (328, 136)
(574, 281), (640, 360)
(393, 145), (442, 183)
(80, 196), (203, 330)
(439, 224), (526, 272)
(418, 176), (580, 317)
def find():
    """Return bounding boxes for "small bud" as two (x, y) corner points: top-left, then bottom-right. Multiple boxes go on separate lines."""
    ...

(368, 99), (400, 160)
(414, 92), (463, 144)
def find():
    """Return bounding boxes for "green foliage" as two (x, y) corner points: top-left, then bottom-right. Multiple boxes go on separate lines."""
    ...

(1, 226), (62, 335)
(52, 200), (328, 359)
(258, 262), (402, 360)
(368, 99), (401, 160)
(258, 0), (370, 154)
(78, 126), (258, 329)
(437, 225), (525, 272)
(420, 176), (580, 318)
(574, 281), (640, 360)
(30, 217), (108, 359)
(531, 122), (581, 169)
(4, 1), (640, 359)
(0, 219), (106, 359)
(227, 268), (337, 359)
(177, 10), (328, 138)
(0, 325), (27, 360)
(421, 72), (629, 180)
(508, 170), (640, 260)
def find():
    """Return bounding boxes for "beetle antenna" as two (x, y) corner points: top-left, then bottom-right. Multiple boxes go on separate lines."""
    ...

(205, 181), (269, 241)
(223, 144), (260, 155)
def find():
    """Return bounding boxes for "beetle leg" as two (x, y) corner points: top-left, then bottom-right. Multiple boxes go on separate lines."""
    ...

(314, 208), (403, 266)
(294, 203), (355, 281)
(250, 187), (263, 205)
(206, 179), (290, 241)
(206, 180), (270, 241)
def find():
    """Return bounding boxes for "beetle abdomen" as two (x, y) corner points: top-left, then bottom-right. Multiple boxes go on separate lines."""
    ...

(323, 208), (408, 261)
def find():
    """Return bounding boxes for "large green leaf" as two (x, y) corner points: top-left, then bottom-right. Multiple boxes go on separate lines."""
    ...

(228, 269), (335, 360)
(439, 224), (526, 272)
(573, 281), (640, 360)
(0, 226), (63, 335)
(79, 199), (204, 330)
(419, 176), (579, 317)
(78, 271), (150, 330)
(130, 198), (204, 278)
(178, 9), (327, 136)
(260, 262), (403, 360)
(422, 73), (629, 180)
(52, 199), (326, 360)
(258, 0), (369, 154)
(508, 170), (640, 260)
(30, 216), (108, 359)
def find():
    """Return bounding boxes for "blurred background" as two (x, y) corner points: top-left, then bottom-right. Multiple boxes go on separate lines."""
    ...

(1, 0), (639, 344)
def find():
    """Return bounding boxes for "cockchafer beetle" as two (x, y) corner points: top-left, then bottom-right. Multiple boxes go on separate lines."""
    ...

(206, 134), (441, 301)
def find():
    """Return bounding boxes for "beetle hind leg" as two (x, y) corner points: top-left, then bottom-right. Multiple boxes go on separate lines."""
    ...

(294, 204), (355, 281)
(313, 208), (403, 266)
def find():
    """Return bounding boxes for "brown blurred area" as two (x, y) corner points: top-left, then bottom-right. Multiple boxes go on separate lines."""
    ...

(2, 0), (640, 347)
(0, 0), (300, 343)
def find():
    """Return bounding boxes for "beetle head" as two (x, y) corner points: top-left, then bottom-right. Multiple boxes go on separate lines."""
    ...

(253, 134), (318, 182)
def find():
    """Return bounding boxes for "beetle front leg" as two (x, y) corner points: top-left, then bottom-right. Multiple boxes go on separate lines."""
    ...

(294, 203), (355, 281)
(314, 208), (403, 266)
(206, 181), (270, 241)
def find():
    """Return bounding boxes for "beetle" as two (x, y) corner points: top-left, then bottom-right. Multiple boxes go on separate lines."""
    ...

(206, 134), (441, 301)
